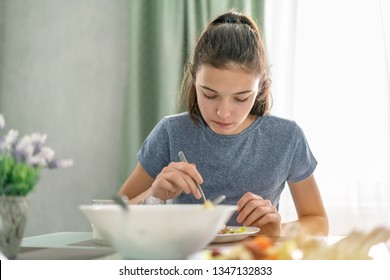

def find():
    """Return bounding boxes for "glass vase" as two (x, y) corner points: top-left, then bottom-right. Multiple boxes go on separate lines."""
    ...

(0, 196), (29, 259)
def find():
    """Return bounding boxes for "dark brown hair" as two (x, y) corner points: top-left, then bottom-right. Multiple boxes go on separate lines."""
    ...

(180, 11), (272, 126)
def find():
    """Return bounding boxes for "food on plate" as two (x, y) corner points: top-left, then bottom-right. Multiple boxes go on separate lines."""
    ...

(208, 226), (390, 260)
(209, 235), (295, 260)
(212, 226), (260, 244)
(218, 226), (247, 234)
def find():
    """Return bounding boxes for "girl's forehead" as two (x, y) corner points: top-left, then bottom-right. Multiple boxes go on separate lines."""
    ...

(196, 64), (260, 92)
(197, 64), (258, 79)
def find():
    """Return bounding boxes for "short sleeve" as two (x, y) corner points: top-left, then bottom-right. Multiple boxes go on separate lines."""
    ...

(137, 118), (171, 178)
(287, 125), (317, 183)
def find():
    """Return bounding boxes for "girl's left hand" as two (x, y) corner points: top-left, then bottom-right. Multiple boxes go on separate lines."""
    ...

(236, 192), (282, 237)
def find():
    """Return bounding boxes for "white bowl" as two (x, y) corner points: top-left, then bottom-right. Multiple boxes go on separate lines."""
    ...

(79, 204), (236, 259)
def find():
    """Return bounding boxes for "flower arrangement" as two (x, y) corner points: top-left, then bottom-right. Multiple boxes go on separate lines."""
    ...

(0, 113), (73, 196)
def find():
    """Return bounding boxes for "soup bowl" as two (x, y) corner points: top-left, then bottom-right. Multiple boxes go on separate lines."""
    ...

(80, 204), (236, 259)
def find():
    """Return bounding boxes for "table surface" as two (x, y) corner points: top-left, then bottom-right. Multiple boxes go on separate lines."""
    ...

(18, 231), (390, 260)
(19, 232), (118, 260)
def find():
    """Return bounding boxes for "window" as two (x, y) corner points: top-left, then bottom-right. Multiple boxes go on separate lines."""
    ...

(265, 0), (390, 234)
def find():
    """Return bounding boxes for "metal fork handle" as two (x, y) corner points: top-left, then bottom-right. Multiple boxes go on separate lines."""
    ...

(178, 151), (207, 203)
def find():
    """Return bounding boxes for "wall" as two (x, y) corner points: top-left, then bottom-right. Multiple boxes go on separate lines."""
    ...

(0, 0), (129, 236)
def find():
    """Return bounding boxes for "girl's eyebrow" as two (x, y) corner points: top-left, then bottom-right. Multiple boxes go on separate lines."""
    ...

(199, 85), (253, 95)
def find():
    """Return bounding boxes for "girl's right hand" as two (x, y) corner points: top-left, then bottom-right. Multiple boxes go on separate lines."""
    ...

(149, 162), (204, 201)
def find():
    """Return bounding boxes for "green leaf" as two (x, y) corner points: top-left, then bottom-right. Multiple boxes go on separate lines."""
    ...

(0, 154), (40, 195)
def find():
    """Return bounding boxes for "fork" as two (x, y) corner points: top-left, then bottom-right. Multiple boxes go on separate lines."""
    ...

(178, 151), (207, 203)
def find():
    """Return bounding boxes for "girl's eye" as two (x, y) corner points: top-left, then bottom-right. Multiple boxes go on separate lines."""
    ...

(236, 97), (249, 102)
(203, 93), (217, 99)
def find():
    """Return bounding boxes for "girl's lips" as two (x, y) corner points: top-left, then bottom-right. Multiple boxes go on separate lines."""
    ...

(213, 121), (233, 128)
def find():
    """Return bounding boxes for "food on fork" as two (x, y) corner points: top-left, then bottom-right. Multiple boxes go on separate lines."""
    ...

(203, 199), (213, 209)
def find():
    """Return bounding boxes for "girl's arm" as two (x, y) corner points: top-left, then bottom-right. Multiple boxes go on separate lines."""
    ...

(285, 174), (329, 235)
(118, 162), (155, 204)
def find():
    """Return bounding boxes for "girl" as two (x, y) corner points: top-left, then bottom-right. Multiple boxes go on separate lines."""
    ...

(119, 11), (328, 237)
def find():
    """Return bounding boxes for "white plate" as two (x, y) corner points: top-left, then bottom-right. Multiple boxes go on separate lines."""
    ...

(211, 226), (260, 244)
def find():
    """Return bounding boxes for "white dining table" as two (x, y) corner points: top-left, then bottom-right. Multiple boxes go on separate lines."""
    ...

(18, 231), (390, 260)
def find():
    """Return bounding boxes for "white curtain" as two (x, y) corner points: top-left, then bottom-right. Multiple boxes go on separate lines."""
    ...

(265, 0), (390, 235)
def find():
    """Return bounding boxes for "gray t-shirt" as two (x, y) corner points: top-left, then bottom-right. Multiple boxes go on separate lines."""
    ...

(137, 112), (317, 225)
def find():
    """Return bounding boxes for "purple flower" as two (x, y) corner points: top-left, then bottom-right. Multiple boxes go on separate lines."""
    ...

(14, 135), (34, 162)
(27, 147), (55, 167)
(1, 113), (73, 196)
(30, 133), (47, 155)
(27, 155), (47, 167)
(0, 113), (73, 170)
(39, 147), (55, 162)
(48, 159), (74, 169)
(0, 129), (19, 153)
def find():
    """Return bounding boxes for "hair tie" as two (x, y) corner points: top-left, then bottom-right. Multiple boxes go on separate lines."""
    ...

(223, 17), (240, 24)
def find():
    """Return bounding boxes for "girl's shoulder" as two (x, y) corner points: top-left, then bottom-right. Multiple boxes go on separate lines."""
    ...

(161, 112), (192, 127)
(261, 114), (299, 131)
(160, 112), (201, 132)
(260, 114), (305, 138)
(262, 114), (297, 126)
(163, 112), (191, 122)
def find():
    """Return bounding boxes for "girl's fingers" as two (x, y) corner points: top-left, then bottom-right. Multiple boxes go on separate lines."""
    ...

(169, 162), (203, 199)
(153, 163), (203, 200)
(236, 192), (263, 211)
(169, 162), (203, 185)
(238, 204), (278, 226)
(236, 192), (275, 225)
(237, 200), (267, 224)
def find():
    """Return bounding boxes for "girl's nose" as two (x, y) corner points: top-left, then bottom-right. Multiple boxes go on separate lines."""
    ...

(216, 101), (231, 119)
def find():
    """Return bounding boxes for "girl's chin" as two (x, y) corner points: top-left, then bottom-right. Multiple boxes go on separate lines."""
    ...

(209, 123), (237, 135)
